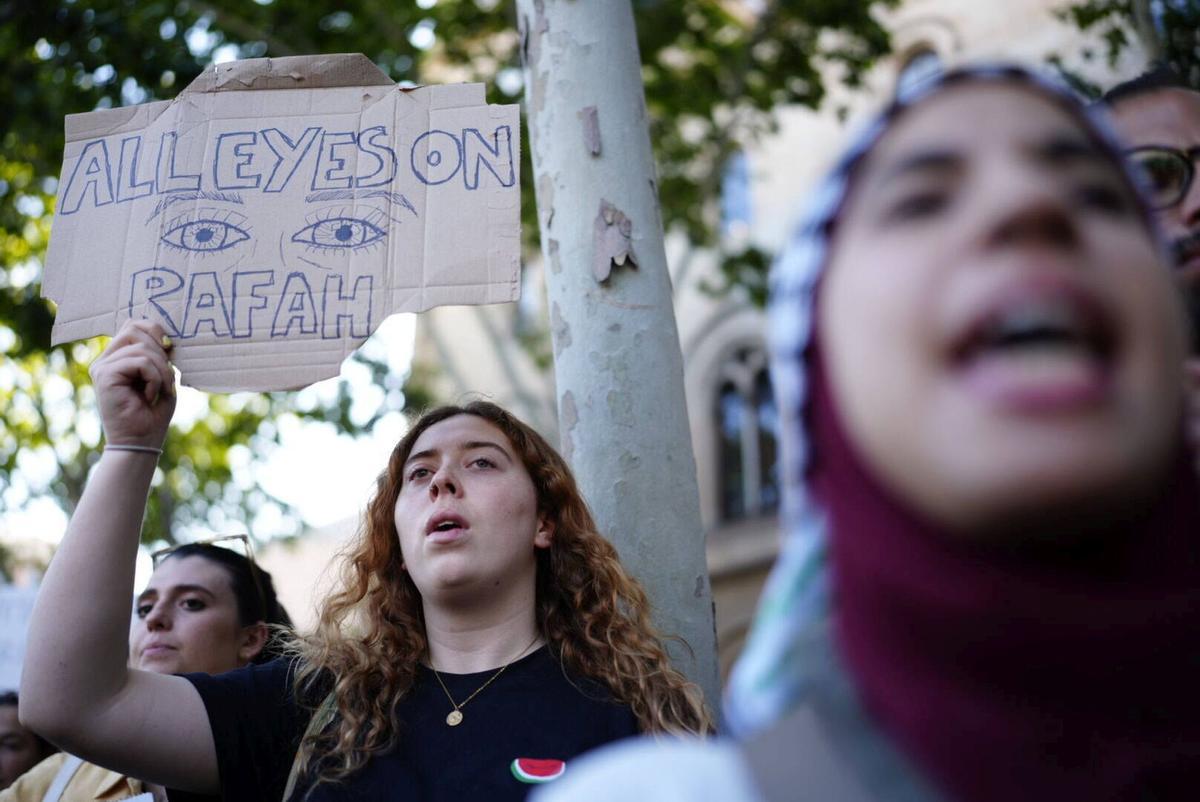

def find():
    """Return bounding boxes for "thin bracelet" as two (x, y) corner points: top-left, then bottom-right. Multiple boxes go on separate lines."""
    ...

(103, 444), (163, 456)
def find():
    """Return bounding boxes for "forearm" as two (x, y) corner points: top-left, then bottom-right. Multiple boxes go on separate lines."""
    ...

(20, 449), (158, 735)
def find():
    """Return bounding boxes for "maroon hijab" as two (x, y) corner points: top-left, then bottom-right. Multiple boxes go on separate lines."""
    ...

(810, 320), (1200, 800)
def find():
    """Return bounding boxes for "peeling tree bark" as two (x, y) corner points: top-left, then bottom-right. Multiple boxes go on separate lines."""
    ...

(518, 0), (720, 709)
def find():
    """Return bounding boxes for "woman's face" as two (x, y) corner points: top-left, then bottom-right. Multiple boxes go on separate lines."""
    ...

(820, 82), (1188, 537)
(0, 705), (46, 790)
(393, 414), (552, 605)
(129, 555), (265, 674)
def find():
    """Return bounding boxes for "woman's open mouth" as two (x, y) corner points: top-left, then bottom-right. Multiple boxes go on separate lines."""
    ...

(951, 283), (1118, 412)
(426, 512), (469, 543)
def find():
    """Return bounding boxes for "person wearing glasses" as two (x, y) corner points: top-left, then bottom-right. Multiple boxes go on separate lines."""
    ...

(1103, 66), (1200, 289)
(18, 331), (712, 802)
(1101, 66), (1200, 470)
(3, 540), (290, 802)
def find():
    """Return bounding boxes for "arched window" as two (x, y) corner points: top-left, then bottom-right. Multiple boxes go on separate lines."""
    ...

(716, 347), (779, 521)
(896, 48), (942, 99)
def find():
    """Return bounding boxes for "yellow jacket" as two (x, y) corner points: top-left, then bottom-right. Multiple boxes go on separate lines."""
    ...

(0, 753), (153, 802)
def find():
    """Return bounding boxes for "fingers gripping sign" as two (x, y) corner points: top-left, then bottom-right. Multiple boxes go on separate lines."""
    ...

(90, 319), (178, 450)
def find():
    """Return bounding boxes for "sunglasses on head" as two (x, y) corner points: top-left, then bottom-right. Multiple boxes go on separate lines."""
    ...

(151, 534), (268, 622)
(1127, 145), (1200, 210)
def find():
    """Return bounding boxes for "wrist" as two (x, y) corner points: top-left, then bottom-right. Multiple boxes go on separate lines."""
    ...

(103, 443), (163, 456)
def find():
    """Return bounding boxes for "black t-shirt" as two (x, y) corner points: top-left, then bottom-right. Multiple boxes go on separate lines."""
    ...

(182, 646), (640, 802)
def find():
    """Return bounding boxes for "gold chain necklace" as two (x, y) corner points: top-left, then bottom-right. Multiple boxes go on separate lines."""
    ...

(431, 633), (541, 727)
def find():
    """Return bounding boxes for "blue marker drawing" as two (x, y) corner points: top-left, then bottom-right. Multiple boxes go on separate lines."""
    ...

(312, 131), (357, 191)
(213, 132), (263, 190)
(410, 130), (463, 185)
(181, 271), (233, 338)
(292, 216), (387, 251)
(126, 267), (184, 336)
(355, 126), (398, 188)
(305, 189), (418, 218)
(116, 136), (154, 203)
(463, 125), (515, 190)
(155, 132), (201, 194)
(59, 122), (515, 217)
(231, 270), (275, 338)
(262, 127), (322, 193)
(146, 191), (244, 224)
(271, 272), (319, 337)
(292, 192), (417, 255)
(321, 274), (373, 339)
(160, 208), (251, 253)
(59, 139), (115, 215)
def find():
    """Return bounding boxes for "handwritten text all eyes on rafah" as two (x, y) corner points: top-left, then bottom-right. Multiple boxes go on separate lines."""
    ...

(57, 124), (516, 216)
(127, 266), (377, 343)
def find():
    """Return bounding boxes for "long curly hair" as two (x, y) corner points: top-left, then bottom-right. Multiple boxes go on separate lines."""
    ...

(289, 401), (713, 790)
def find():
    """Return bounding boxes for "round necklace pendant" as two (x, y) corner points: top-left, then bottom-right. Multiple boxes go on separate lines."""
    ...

(446, 709), (464, 726)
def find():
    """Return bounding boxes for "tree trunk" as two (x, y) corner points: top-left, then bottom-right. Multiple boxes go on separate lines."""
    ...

(517, 0), (720, 710)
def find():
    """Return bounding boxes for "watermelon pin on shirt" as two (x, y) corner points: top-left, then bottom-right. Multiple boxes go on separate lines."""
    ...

(510, 758), (566, 784)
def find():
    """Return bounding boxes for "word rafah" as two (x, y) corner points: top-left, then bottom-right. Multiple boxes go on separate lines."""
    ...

(61, 124), (515, 216)
(128, 266), (374, 341)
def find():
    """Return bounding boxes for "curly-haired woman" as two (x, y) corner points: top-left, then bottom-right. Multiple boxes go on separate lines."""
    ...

(20, 323), (712, 802)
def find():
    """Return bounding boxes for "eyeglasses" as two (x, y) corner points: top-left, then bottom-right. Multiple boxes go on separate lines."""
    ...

(151, 534), (268, 622)
(1127, 145), (1200, 210)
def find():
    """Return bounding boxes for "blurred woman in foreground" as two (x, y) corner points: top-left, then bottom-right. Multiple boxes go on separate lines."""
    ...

(539, 65), (1200, 802)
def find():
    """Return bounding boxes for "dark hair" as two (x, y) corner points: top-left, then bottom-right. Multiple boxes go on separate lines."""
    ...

(0, 691), (57, 760)
(158, 543), (293, 663)
(1100, 64), (1194, 106)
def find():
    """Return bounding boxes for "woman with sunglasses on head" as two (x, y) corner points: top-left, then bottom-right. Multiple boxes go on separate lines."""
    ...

(3, 541), (290, 802)
(19, 329), (712, 802)
(537, 66), (1200, 802)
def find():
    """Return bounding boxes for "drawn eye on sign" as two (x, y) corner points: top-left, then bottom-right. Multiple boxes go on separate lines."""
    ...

(42, 54), (521, 392)
(292, 215), (386, 251)
(160, 207), (252, 254)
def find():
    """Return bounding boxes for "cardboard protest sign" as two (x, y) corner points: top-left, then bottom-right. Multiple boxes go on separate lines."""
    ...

(42, 54), (521, 391)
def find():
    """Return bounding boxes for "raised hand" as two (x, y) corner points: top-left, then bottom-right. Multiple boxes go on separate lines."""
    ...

(89, 319), (177, 449)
